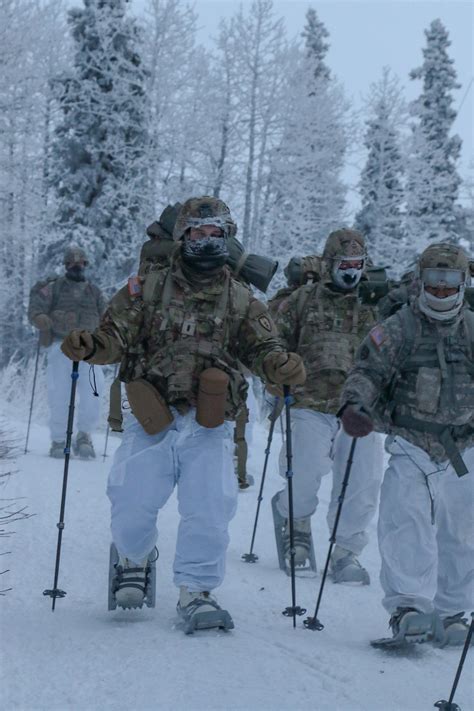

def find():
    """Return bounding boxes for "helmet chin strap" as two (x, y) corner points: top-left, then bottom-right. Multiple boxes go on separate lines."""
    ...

(418, 285), (465, 321)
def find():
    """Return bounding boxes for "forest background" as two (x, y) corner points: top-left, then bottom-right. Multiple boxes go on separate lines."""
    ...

(0, 0), (473, 370)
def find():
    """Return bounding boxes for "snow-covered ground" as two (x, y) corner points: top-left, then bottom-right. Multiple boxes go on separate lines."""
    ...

(1, 417), (472, 711)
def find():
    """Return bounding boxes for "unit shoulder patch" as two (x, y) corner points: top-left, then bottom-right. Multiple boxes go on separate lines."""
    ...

(369, 325), (386, 350)
(258, 315), (272, 332)
(128, 276), (143, 297)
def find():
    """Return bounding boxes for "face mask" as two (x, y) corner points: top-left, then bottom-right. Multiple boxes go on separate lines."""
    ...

(66, 265), (86, 281)
(331, 257), (364, 290)
(182, 236), (228, 272)
(418, 284), (465, 321)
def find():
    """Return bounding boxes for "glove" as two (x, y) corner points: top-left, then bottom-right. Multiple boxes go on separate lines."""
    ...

(340, 404), (374, 438)
(32, 314), (52, 331)
(61, 330), (95, 361)
(263, 352), (306, 386)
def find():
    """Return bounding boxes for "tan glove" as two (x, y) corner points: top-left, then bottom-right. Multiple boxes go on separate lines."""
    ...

(32, 314), (53, 331)
(61, 330), (95, 361)
(263, 352), (306, 386)
(340, 404), (374, 438)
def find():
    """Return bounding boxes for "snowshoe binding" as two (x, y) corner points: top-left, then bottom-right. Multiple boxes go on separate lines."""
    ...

(74, 431), (96, 459)
(49, 440), (65, 459)
(108, 543), (158, 610)
(238, 473), (255, 490)
(177, 587), (234, 635)
(371, 607), (435, 649)
(331, 546), (370, 585)
(435, 612), (474, 648)
(271, 493), (317, 577)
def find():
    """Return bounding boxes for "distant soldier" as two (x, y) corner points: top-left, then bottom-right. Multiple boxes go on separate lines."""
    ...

(272, 229), (384, 583)
(28, 246), (105, 458)
(341, 242), (474, 648)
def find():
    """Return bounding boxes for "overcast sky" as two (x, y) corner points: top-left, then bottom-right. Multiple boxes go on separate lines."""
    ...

(131, 0), (473, 206)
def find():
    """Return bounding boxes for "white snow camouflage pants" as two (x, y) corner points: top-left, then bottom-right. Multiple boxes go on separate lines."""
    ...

(107, 411), (237, 592)
(380, 436), (474, 618)
(47, 342), (104, 442)
(275, 409), (383, 555)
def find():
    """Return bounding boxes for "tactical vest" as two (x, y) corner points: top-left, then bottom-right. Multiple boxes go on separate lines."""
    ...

(49, 277), (102, 337)
(120, 266), (252, 419)
(293, 282), (377, 412)
(382, 307), (474, 475)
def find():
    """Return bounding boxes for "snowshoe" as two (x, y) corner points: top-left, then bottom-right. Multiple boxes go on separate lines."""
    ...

(108, 543), (158, 611)
(49, 440), (66, 458)
(238, 473), (254, 490)
(434, 612), (474, 648)
(271, 493), (317, 577)
(371, 607), (435, 649)
(331, 547), (370, 585)
(74, 431), (96, 459)
(177, 587), (234, 635)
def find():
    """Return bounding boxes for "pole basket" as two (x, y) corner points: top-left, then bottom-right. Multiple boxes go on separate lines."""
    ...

(241, 552), (258, 563)
(303, 616), (324, 631)
(282, 605), (306, 618)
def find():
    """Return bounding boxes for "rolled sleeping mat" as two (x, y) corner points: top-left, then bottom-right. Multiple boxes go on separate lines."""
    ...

(227, 235), (278, 293)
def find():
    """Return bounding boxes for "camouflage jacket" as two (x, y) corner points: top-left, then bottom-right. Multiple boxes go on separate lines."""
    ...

(87, 256), (284, 420)
(341, 302), (474, 463)
(267, 286), (295, 319)
(274, 281), (378, 413)
(28, 275), (106, 340)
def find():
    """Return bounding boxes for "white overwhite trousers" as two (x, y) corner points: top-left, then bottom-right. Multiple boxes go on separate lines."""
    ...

(46, 342), (104, 442)
(107, 411), (238, 592)
(379, 436), (474, 617)
(276, 408), (383, 555)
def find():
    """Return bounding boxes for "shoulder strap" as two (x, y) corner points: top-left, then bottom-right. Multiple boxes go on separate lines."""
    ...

(230, 278), (251, 321)
(296, 283), (315, 322)
(394, 305), (418, 366)
(463, 308), (474, 359)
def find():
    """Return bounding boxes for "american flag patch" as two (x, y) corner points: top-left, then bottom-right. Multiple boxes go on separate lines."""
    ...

(128, 276), (142, 297)
(369, 325), (386, 349)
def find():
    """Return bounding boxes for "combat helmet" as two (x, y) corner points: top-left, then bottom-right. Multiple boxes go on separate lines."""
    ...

(64, 245), (88, 266)
(417, 242), (471, 320)
(173, 196), (237, 241)
(322, 228), (366, 290)
(418, 242), (470, 276)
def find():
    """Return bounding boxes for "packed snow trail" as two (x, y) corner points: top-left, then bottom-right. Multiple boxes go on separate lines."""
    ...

(1, 418), (472, 711)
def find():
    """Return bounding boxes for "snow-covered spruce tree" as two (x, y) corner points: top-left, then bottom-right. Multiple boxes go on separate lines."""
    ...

(405, 18), (462, 251)
(46, 0), (150, 289)
(355, 68), (405, 270)
(267, 8), (348, 273)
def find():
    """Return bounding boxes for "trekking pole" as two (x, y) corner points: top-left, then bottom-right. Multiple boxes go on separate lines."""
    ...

(281, 385), (306, 627)
(304, 437), (357, 631)
(242, 396), (280, 563)
(434, 612), (474, 711)
(43, 360), (79, 610)
(24, 337), (41, 454)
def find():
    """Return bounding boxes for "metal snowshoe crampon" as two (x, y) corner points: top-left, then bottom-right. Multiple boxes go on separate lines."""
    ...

(271, 493), (317, 578)
(330, 548), (370, 586)
(74, 431), (96, 459)
(177, 588), (234, 635)
(371, 607), (435, 649)
(108, 543), (158, 611)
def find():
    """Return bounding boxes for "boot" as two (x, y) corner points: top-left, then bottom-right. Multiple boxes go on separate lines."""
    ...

(49, 441), (65, 458)
(372, 607), (435, 648)
(177, 586), (234, 634)
(330, 545), (370, 585)
(436, 612), (473, 647)
(238, 473), (254, 490)
(283, 516), (312, 567)
(74, 431), (96, 459)
(114, 555), (149, 609)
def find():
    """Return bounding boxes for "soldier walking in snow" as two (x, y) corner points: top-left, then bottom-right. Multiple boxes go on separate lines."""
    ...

(340, 242), (474, 648)
(61, 197), (305, 632)
(271, 229), (384, 582)
(28, 246), (105, 458)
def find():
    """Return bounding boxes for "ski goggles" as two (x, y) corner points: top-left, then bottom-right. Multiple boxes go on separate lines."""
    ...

(421, 268), (465, 288)
(185, 216), (230, 230)
(335, 257), (365, 271)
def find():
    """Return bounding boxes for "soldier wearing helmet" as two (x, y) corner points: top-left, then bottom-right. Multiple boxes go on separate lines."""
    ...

(61, 196), (305, 631)
(28, 245), (105, 459)
(271, 228), (384, 583)
(340, 242), (474, 648)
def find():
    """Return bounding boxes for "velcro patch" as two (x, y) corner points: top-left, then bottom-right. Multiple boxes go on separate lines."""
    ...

(128, 276), (142, 297)
(40, 285), (50, 298)
(369, 325), (386, 349)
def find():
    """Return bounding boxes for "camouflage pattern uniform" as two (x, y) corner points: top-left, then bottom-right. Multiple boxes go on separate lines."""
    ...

(340, 242), (474, 629)
(64, 198), (300, 596)
(28, 247), (105, 452)
(273, 229), (384, 577)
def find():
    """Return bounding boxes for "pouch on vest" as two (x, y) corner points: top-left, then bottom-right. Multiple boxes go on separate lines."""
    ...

(415, 367), (441, 414)
(125, 379), (174, 435)
(196, 368), (229, 428)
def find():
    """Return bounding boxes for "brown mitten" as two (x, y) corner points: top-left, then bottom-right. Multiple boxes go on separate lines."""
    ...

(263, 352), (306, 386)
(340, 405), (374, 438)
(33, 314), (52, 331)
(61, 330), (95, 361)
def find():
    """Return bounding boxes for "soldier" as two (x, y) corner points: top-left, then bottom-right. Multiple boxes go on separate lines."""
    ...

(61, 197), (305, 632)
(340, 242), (474, 648)
(271, 229), (384, 582)
(28, 246), (105, 458)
